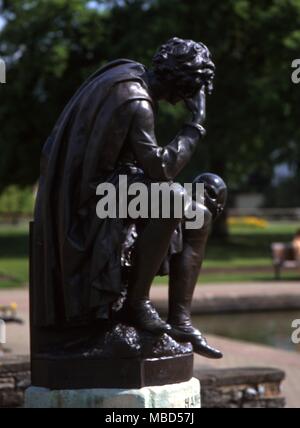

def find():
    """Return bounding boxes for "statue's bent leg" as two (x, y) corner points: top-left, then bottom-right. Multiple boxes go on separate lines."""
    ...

(168, 203), (211, 326)
(168, 202), (223, 359)
(127, 217), (182, 305)
(120, 184), (185, 335)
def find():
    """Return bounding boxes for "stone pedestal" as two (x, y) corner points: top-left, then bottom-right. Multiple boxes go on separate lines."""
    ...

(25, 378), (201, 409)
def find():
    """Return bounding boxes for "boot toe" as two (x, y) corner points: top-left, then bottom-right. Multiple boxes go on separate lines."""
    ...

(192, 336), (223, 359)
(168, 325), (223, 359)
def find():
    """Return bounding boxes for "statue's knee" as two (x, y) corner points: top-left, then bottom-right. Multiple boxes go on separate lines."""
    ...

(203, 206), (213, 229)
(185, 200), (212, 231)
(168, 183), (187, 219)
(195, 204), (212, 230)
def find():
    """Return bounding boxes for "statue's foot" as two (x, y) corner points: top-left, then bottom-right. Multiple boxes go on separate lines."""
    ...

(168, 323), (223, 360)
(190, 335), (223, 359)
(116, 300), (172, 335)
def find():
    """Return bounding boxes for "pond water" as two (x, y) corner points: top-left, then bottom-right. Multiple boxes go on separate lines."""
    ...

(193, 311), (300, 354)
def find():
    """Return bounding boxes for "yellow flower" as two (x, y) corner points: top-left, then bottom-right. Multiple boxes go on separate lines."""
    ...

(228, 216), (268, 229)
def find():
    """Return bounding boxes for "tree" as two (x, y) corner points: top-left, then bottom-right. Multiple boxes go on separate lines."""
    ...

(101, 0), (300, 236)
(0, 0), (109, 189)
(1, 0), (300, 236)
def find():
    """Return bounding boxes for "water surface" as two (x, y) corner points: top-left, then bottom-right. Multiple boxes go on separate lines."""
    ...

(193, 311), (300, 353)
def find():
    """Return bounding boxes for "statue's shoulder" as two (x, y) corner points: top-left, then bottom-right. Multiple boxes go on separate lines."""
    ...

(105, 60), (152, 103)
(85, 59), (150, 98)
(118, 79), (151, 101)
(104, 59), (145, 72)
(88, 59), (146, 84)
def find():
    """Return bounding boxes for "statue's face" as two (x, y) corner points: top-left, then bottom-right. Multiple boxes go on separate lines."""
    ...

(164, 80), (202, 105)
(164, 67), (215, 105)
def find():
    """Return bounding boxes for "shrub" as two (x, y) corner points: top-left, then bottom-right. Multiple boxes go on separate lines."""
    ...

(0, 186), (34, 215)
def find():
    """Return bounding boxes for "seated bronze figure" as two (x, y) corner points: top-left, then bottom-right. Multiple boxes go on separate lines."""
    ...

(30, 38), (227, 389)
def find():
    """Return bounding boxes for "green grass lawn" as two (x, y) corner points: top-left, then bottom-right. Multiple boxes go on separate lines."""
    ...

(0, 224), (29, 289)
(156, 221), (300, 283)
(0, 221), (299, 289)
(154, 270), (300, 285)
(204, 222), (299, 269)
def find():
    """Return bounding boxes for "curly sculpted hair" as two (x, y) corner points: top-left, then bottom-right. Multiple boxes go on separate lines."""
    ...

(152, 37), (215, 95)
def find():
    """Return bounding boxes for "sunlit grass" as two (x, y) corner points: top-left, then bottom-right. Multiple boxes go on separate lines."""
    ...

(0, 224), (29, 288)
(0, 221), (299, 288)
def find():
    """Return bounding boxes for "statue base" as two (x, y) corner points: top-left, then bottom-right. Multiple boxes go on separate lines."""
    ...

(31, 353), (193, 390)
(25, 378), (201, 408)
(29, 222), (195, 392)
(30, 323), (194, 390)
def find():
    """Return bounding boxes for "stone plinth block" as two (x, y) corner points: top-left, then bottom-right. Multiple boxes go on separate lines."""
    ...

(25, 378), (201, 409)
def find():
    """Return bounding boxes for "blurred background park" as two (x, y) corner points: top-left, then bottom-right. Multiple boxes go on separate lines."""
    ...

(1, 0), (300, 408)
(1, 0), (300, 288)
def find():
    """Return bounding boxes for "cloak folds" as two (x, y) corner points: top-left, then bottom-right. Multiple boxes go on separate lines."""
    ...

(33, 60), (153, 327)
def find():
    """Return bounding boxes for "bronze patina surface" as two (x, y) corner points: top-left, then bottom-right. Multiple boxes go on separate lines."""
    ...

(30, 38), (227, 389)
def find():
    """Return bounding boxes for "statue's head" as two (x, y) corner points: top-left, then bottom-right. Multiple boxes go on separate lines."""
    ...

(152, 37), (215, 104)
(193, 173), (227, 220)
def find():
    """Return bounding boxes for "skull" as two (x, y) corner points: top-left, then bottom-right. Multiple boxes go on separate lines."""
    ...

(192, 173), (227, 220)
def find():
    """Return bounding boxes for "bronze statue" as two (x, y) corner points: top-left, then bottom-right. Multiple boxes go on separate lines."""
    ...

(30, 38), (227, 389)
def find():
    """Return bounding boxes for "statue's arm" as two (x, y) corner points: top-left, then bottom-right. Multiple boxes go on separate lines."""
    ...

(128, 100), (203, 181)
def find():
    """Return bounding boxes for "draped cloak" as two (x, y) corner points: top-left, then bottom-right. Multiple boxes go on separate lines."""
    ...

(33, 60), (153, 327)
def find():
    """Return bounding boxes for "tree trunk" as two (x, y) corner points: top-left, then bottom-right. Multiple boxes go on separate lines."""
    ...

(211, 209), (229, 240)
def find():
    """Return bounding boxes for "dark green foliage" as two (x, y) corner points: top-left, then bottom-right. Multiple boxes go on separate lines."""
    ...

(0, 0), (299, 212)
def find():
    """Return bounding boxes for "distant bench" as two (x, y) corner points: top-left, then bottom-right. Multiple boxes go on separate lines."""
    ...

(271, 243), (300, 280)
